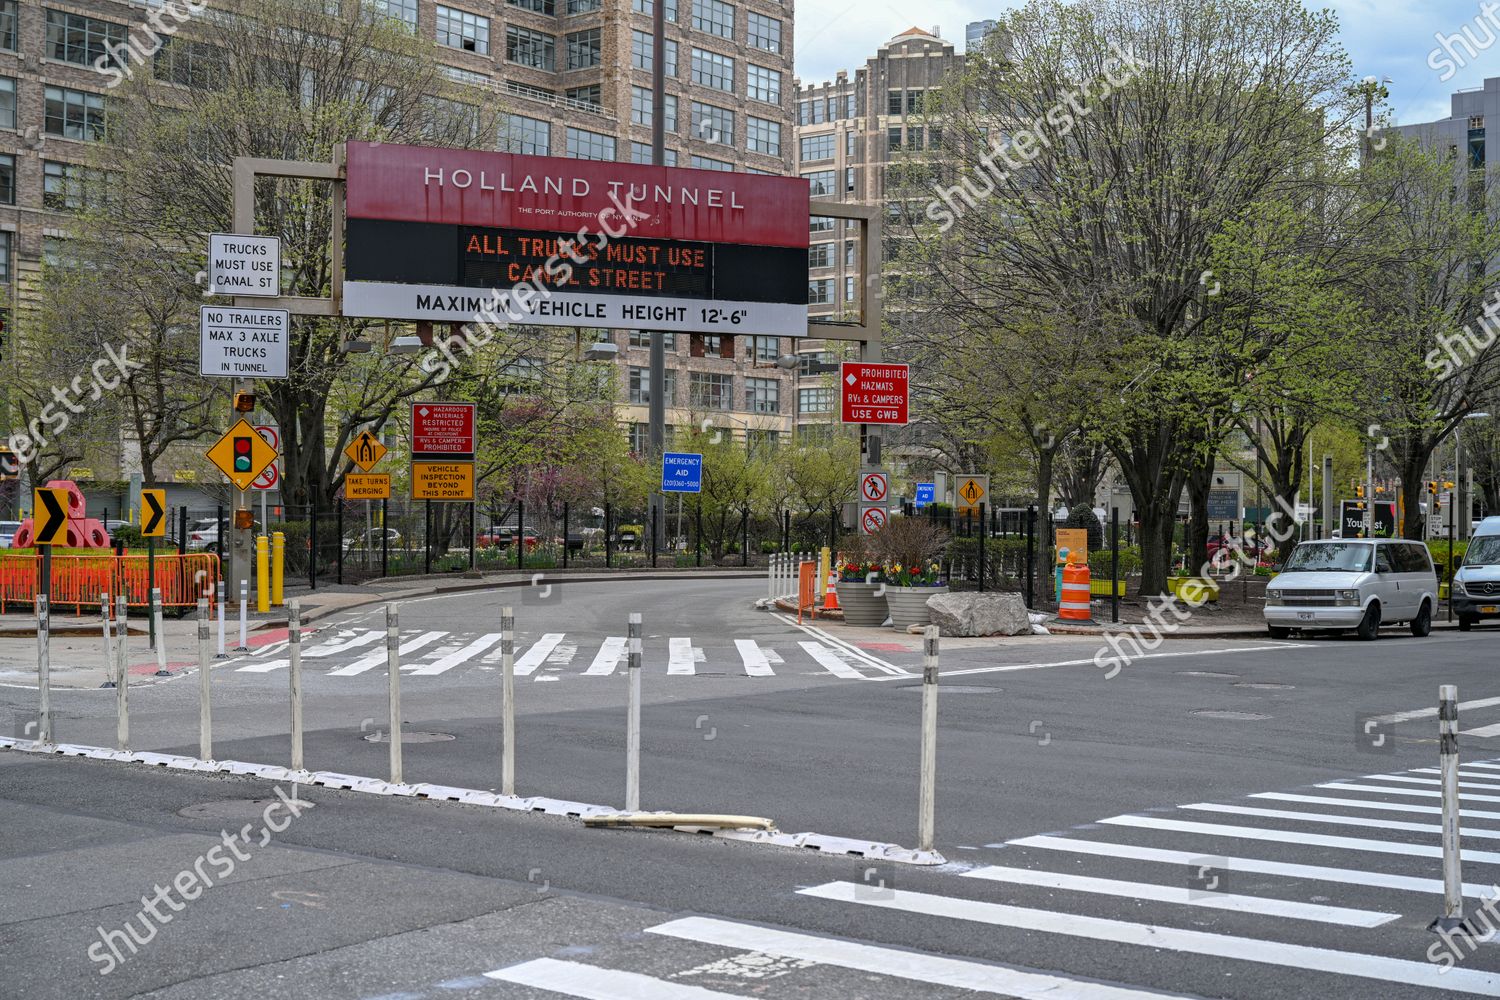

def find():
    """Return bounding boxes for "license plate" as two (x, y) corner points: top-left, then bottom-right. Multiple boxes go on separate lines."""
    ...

(1483, 606), (1497, 615)
(1297, 611), (1316, 621)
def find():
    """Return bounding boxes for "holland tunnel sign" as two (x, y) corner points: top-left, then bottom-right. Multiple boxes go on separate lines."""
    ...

(342, 142), (809, 336)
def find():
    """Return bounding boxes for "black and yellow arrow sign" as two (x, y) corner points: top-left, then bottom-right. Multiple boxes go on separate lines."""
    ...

(142, 489), (167, 538)
(32, 488), (69, 546)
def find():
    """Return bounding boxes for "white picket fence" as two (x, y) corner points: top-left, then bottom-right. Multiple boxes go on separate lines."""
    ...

(765, 551), (817, 606)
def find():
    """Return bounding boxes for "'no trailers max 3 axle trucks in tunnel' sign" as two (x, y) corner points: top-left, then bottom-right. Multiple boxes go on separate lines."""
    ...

(340, 142), (810, 336)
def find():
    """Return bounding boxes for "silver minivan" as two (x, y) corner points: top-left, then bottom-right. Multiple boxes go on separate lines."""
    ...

(1453, 516), (1500, 630)
(1265, 539), (1438, 640)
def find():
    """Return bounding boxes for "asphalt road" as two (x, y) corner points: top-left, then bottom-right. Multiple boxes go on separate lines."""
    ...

(4, 578), (1500, 1000)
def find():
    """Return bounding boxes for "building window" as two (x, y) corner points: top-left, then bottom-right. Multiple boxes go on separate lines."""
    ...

(632, 0), (678, 21)
(436, 6), (490, 54)
(804, 170), (835, 197)
(566, 28), (600, 68)
(631, 87), (678, 131)
(567, 0), (602, 11)
(690, 155), (732, 171)
(566, 85), (602, 109)
(752, 336), (780, 362)
(632, 30), (677, 75)
(808, 279), (833, 305)
(692, 102), (734, 145)
(747, 429), (779, 452)
(691, 49), (733, 93)
(845, 167), (856, 192)
(800, 133), (835, 162)
(566, 126), (616, 161)
(689, 372), (733, 410)
(154, 39), (225, 90)
(44, 86), (108, 142)
(629, 331), (678, 350)
(845, 240), (856, 266)
(888, 90), (903, 116)
(845, 276), (857, 301)
(702, 334), (723, 354)
(799, 387), (833, 413)
(746, 377), (780, 414)
(0, 78), (15, 131)
(847, 132), (858, 159)
(628, 422), (649, 454)
(747, 115), (780, 156)
(907, 90), (924, 114)
(694, 0), (734, 38)
(802, 99), (825, 125)
(746, 64), (781, 106)
(629, 141), (678, 165)
(43, 160), (92, 211)
(0, 231), (10, 281)
(376, 0), (419, 25)
(0, 2), (15, 52)
(503, 114), (551, 155)
(888, 126), (902, 151)
(908, 126), (924, 149)
(810, 215), (834, 233)
(808, 243), (833, 268)
(747, 12), (781, 52)
(629, 366), (678, 405)
(507, 26), (555, 70)
(0, 154), (12, 205)
(509, 0), (556, 11)
(45, 9), (127, 68)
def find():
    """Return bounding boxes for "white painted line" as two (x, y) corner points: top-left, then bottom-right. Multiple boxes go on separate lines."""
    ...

(1465, 761), (1500, 770)
(961, 865), (1397, 926)
(1005, 834), (1500, 898)
(925, 644), (1314, 680)
(1320, 781), (1500, 804)
(648, 916), (1196, 1000)
(1368, 694), (1500, 725)
(1182, 801), (1500, 840)
(774, 613), (909, 675)
(485, 958), (740, 999)
(303, 628), (383, 658)
(254, 641), (287, 658)
(513, 633), (566, 676)
(1252, 791), (1500, 821)
(1463, 723), (1500, 739)
(584, 636), (627, 676)
(668, 637), (696, 676)
(409, 633), (503, 676)
(328, 631), (445, 677)
(1412, 767), (1500, 782)
(1352, 773), (1500, 792)
(735, 639), (774, 677)
(1099, 814), (1500, 864)
(796, 882), (1500, 995)
(800, 640), (865, 679)
(236, 658), (288, 674)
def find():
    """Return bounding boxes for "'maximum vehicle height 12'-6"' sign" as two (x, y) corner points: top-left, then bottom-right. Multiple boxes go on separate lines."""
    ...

(342, 142), (809, 336)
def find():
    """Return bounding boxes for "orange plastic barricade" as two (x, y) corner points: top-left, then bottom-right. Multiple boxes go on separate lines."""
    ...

(798, 560), (817, 624)
(0, 552), (221, 615)
(1059, 563), (1093, 622)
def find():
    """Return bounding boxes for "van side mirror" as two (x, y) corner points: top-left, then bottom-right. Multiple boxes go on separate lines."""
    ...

(1377, 556), (1393, 574)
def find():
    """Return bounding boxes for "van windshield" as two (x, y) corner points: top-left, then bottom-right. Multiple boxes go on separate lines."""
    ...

(1281, 542), (1373, 574)
(1465, 536), (1500, 567)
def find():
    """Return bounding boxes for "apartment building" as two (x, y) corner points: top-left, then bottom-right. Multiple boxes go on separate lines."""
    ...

(1391, 75), (1500, 207)
(0, 0), (801, 463)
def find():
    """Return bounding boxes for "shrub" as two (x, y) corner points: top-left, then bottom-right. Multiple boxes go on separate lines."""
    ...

(111, 524), (144, 548)
(1064, 503), (1104, 552)
(1087, 545), (1142, 579)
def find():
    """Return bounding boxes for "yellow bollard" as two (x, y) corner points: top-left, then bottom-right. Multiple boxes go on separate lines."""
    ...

(818, 546), (831, 600)
(256, 535), (270, 613)
(271, 532), (285, 607)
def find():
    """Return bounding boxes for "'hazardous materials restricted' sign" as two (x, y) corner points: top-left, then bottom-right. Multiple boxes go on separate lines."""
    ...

(412, 462), (474, 501)
(200, 306), (289, 379)
(840, 362), (909, 425)
(411, 402), (477, 459)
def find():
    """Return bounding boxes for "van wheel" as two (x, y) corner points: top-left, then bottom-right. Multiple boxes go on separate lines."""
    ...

(1356, 602), (1381, 641)
(1411, 601), (1433, 638)
(1267, 625), (1291, 640)
(1460, 615), (1477, 632)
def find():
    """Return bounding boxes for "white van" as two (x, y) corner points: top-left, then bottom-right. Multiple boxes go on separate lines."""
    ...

(1453, 516), (1500, 630)
(1264, 538), (1438, 640)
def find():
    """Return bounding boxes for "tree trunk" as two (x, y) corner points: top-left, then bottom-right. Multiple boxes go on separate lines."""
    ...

(1187, 457), (1213, 574)
(1400, 453), (1429, 540)
(1034, 445), (1055, 603)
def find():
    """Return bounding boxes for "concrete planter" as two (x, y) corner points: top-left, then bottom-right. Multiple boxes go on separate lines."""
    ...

(886, 585), (949, 630)
(838, 580), (889, 627)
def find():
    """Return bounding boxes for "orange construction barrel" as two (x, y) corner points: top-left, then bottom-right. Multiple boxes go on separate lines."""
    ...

(1059, 563), (1093, 622)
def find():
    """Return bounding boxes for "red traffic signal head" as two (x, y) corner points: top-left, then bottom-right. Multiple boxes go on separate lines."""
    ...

(232, 436), (253, 473)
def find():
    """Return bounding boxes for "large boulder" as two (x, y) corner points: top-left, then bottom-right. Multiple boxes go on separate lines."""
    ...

(926, 592), (1032, 637)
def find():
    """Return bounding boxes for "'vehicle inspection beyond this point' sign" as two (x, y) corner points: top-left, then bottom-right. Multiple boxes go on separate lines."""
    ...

(208, 234), (281, 297)
(661, 453), (703, 493)
(200, 306), (290, 379)
(840, 362), (910, 425)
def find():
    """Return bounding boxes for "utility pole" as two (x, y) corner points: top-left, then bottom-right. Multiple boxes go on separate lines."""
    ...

(646, 0), (668, 555)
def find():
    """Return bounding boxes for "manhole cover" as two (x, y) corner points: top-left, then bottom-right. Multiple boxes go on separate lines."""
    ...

(362, 731), (456, 744)
(1234, 682), (1294, 691)
(895, 684), (1000, 694)
(1191, 710), (1271, 721)
(1177, 671), (1239, 679)
(178, 799), (311, 820)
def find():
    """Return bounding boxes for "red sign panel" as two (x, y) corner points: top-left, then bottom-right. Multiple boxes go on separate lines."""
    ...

(347, 143), (809, 249)
(841, 363), (910, 425)
(411, 402), (477, 459)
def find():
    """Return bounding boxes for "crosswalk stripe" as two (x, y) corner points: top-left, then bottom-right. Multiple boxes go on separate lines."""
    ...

(584, 636), (627, 676)
(1182, 801), (1500, 840)
(1253, 790), (1500, 821)
(1338, 773), (1500, 793)
(1412, 767), (1500, 781)
(408, 633), (503, 676)
(1464, 760), (1500, 769)
(303, 629), (383, 658)
(735, 639), (774, 676)
(800, 640), (865, 679)
(797, 881), (1500, 996)
(254, 641), (288, 658)
(668, 637), (696, 676)
(1462, 722), (1500, 738)
(328, 631), (446, 677)
(1005, 834), (1500, 898)
(1369, 694), (1500, 725)
(236, 658), (288, 674)
(960, 865), (1397, 926)
(513, 633), (566, 675)
(485, 957), (739, 998)
(1098, 814), (1500, 864)
(1320, 781), (1500, 804)
(647, 916), (1193, 1000)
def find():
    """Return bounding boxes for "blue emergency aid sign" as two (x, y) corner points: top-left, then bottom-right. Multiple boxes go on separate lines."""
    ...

(662, 452), (703, 493)
(914, 483), (936, 507)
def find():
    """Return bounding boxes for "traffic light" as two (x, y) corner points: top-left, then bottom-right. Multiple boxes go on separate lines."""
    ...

(1428, 481), (1438, 495)
(232, 435), (253, 474)
(1356, 484), (1365, 498)
(233, 391), (256, 413)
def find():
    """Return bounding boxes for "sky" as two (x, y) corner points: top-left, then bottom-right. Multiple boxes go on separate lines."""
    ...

(792, 0), (1499, 126)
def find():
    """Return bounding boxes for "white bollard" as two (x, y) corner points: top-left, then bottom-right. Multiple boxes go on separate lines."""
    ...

(626, 611), (642, 812)
(501, 605), (515, 797)
(289, 599), (303, 771)
(115, 596), (130, 751)
(386, 604), (403, 785)
(197, 598), (211, 760)
(216, 580), (227, 658)
(35, 594), (51, 744)
(236, 580), (249, 652)
(153, 589), (170, 676)
(100, 592), (115, 689)
(1435, 684), (1464, 931)
(918, 624), (940, 853)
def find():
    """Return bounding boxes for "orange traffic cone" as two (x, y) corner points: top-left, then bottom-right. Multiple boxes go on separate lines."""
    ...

(822, 571), (840, 611)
